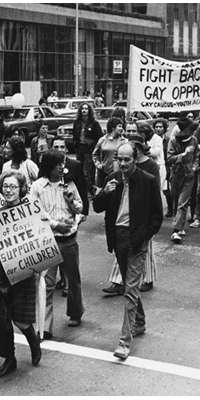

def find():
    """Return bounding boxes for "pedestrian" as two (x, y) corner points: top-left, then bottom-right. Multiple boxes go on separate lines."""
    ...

(131, 133), (160, 292)
(30, 150), (84, 339)
(168, 115), (198, 244)
(153, 118), (173, 217)
(93, 142), (163, 359)
(103, 133), (160, 295)
(189, 123), (200, 227)
(2, 136), (39, 190)
(92, 117), (127, 188)
(138, 121), (167, 192)
(51, 137), (89, 297)
(72, 102), (103, 197)
(111, 107), (126, 131)
(0, 170), (41, 377)
(30, 124), (54, 166)
(124, 121), (138, 140)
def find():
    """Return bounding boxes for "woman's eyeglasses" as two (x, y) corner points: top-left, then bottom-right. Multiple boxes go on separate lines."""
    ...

(2, 184), (19, 191)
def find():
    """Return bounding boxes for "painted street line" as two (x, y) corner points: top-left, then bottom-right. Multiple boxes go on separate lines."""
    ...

(15, 333), (200, 381)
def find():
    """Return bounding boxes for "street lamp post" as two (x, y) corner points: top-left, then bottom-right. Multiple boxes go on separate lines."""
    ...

(75, 3), (79, 97)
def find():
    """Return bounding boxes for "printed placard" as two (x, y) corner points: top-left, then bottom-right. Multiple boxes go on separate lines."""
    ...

(0, 199), (63, 285)
(127, 45), (200, 113)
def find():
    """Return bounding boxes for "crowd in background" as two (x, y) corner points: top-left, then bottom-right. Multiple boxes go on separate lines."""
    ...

(0, 101), (199, 374)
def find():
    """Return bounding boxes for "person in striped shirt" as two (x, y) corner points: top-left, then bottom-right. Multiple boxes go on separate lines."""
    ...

(30, 149), (84, 339)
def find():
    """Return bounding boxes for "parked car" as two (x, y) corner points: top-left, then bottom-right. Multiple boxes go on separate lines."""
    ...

(47, 96), (95, 116)
(3, 105), (74, 145)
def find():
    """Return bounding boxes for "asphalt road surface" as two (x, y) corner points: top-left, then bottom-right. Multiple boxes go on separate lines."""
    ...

(0, 204), (200, 396)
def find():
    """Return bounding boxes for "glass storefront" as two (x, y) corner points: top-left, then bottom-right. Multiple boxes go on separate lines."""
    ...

(0, 19), (166, 104)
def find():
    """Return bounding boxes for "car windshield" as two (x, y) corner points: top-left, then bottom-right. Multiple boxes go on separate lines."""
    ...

(95, 109), (113, 120)
(0, 108), (15, 120)
(48, 101), (69, 110)
(12, 108), (30, 119)
(71, 100), (94, 109)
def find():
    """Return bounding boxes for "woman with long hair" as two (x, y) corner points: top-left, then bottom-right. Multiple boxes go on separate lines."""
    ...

(72, 102), (103, 196)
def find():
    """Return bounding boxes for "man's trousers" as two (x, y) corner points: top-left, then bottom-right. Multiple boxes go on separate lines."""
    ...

(114, 227), (147, 347)
(45, 236), (84, 334)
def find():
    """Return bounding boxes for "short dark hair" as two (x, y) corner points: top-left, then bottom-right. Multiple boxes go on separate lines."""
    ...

(0, 170), (28, 198)
(6, 136), (27, 163)
(153, 118), (168, 133)
(39, 149), (64, 179)
(107, 117), (123, 134)
(51, 136), (67, 148)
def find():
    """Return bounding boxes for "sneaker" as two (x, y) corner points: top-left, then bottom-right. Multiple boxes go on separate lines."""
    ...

(113, 342), (130, 360)
(171, 232), (182, 244)
(190, 219), (200, 228)
(102, 283), (124, 296)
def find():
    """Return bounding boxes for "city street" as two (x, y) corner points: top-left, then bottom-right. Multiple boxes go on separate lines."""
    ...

(0, 204), (200, 395)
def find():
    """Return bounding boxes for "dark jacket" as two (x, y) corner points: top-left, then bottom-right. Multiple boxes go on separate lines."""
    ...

(93, 168), (163, 254)
(64, 157), (89, 216)
(73, 119), (103, 152)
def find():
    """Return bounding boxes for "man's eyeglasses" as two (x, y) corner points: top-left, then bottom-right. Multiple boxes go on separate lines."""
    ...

(117, 157), (133, 162)
(3, 184), (19, 191)
(126, 129), (137, 133)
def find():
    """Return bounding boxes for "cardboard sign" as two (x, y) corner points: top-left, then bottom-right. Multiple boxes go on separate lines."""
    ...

(127, 45), (200, 113)
(0, 199), (63, 285)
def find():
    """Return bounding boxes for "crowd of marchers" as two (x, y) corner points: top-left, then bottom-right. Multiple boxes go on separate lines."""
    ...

(0, 103), (199, 376)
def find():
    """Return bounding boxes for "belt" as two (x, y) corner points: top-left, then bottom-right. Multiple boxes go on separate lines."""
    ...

(55, 232), (77, 242)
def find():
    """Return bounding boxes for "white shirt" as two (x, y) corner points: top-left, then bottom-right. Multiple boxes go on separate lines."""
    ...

(30, 177), (83, 237)
(115, 180), (129, 227)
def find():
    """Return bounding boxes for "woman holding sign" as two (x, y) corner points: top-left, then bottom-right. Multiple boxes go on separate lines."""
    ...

(0, 170), (41, 377)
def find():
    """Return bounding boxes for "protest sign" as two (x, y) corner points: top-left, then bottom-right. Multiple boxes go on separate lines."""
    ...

(127, 45), (200, 113)
(0, 198), (63, 285)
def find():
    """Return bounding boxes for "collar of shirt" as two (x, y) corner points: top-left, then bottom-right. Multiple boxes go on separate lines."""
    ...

(43, 178), (65, 188)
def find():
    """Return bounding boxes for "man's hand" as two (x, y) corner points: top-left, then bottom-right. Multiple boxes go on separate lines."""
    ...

(104, 179), (118, 194)
(56, 221), (73, 234)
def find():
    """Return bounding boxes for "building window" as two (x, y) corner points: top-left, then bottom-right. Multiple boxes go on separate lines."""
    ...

(192, 22), (198, 56)
(184, 4), (188, 20)
(183, 21), (189, 56)
(173, 20), (179, 55)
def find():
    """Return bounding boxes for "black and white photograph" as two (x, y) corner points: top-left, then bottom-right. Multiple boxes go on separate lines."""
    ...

(0, 1), (199, 397)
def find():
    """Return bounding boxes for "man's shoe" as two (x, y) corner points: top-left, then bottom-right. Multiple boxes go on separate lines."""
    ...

(102, 283), (124, 296)
(43, 331), (53, 340)
(140, 282), (153, 292)
(165, 211), (173, 218)
(190, 219), (200, 228)
(62, 288), (68, 297)
(132, 325), (146, 337)
(113, 342), (130, 360)
(178, 230), (186, 236)
(68, 319), (81, 327)
(171, 232), (182, 244)
(56, 279), (66, 290)
(0, 356), (17, 377)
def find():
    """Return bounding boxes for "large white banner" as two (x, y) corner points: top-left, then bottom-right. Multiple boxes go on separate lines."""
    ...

(0, 199), (63, 285)
(127, 45), (200, 113)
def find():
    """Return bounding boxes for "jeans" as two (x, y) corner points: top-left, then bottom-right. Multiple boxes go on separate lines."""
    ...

(76, 146), (95, 194)
(173, 178), (194, 231)
(45, 236), (84, 334)
(114, 227), (147, 347)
